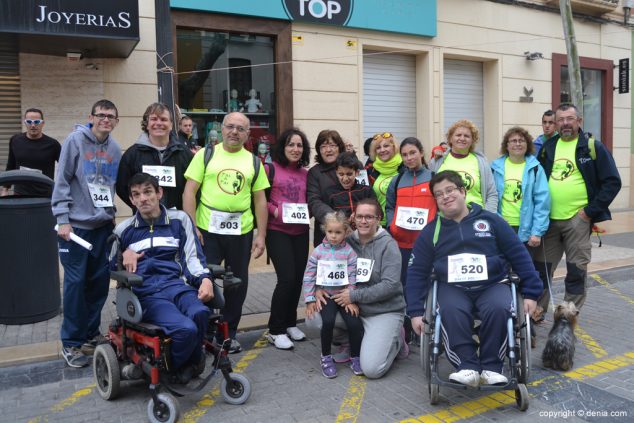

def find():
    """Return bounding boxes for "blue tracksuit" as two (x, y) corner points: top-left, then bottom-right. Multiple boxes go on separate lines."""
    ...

(406, 204), (542, 372)
(110, 206), (211, 370)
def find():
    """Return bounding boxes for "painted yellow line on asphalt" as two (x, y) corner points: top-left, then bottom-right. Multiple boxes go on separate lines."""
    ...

(398, 351), (634, 423)
(335, 375), (368, 423)
(27, 384), (95, 423)
(591, 274), (634, 305)
(181, 334), (269, 423)
(574, 324), (608, 358)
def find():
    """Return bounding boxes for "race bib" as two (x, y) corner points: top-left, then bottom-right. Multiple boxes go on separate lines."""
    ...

(87, 183), (113, 208)
(447, 254), (488, 283)
(142, 165), (176, 187)
(282, 203), (310, 224)
(356, 258), (374, 283)
(395, 207), (429, 231)
(356, 169), (369, 186)
(316, 260), (349, 287)
(209, 210), (242, 235)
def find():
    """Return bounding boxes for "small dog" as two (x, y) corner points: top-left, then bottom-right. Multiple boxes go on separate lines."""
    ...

(541, 302), (579, 371)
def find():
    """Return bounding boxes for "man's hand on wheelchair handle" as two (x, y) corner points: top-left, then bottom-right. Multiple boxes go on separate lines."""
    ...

(411, 316), (425, 336)
(122, 248), (144, 273)
(198, 278), (214, 302)
(523, 298), (537, 317)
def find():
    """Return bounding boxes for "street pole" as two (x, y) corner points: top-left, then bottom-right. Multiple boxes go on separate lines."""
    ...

(559, 0), (584, 117)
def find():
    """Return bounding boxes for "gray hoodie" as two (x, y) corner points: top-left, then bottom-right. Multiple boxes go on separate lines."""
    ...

(52, 124), (121, 229)
(347, 228), (406, 317)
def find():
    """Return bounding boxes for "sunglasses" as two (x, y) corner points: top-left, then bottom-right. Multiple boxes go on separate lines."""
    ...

(24, 119), (43, 125)
(373, 132), (393, 140)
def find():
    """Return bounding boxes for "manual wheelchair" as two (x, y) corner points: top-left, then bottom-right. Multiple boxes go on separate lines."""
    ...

(420, 273), (531, 411)
(93, 265), (251, 423)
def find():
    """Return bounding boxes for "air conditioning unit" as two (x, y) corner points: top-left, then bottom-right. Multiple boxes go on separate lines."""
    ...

(546, 0), (619, 16)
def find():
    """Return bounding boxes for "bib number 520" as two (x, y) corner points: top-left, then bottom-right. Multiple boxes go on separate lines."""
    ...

(461, 264), (484, 274)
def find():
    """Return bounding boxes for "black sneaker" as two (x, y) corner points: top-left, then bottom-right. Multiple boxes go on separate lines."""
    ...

(228, 339), (242, 354)
(81, 334), (107, 356)
(62, 346), (90, 368)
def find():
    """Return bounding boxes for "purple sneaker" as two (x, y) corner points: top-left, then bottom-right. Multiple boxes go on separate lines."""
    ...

(321, 355), (337, 378)
(398, 326), (410, 359)
(350, 356), (363, 376)
(333, 344), (351, 363)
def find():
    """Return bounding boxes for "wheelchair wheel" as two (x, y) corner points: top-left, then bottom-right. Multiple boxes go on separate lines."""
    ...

(429, 383), (440, 405)
(515, 383), (529, 411)
(221, 373), (252, 405)
(420, 293), (435, 378)
(93, 344), (121, 400)
(516, 298), (531, 383)
(147, 392), (180, 423)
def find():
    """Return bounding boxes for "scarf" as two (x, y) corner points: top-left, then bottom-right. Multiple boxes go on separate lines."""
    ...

(372, 153), (403, 176)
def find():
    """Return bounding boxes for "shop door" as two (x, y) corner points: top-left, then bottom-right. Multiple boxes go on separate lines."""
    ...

(0, 35), (21, 169)
(443, 59), (484, 150)
(363, 51), (417, 140)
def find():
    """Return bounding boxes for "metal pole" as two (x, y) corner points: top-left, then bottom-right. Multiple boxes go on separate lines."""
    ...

(559, 0), (584, 117)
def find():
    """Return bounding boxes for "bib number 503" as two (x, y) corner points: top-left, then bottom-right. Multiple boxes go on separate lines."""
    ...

(219, 221), (239, 230)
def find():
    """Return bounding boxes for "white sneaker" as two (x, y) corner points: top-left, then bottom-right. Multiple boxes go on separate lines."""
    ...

(286, 326), (306, 341)
(480, 370), (508, 385)
(268, 333), (294, 350)
(449, 369), (480, 387)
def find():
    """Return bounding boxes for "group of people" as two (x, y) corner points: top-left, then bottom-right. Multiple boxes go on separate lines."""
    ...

(3, 99), (621, 387)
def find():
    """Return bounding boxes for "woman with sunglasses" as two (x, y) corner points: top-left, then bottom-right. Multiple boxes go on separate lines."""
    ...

(307, 129), (346, 246)
(430, 120), (497, 212)
(385, 137), (437, 289)
(491, 127), (550, 322)
(366, 132), (404, 226)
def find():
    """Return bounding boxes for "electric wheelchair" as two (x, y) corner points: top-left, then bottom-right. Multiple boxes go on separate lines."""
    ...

(420, 273), (531, 411)
(93, 264), (251, 423)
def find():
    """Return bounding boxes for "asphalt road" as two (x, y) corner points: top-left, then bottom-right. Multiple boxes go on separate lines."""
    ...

(1, 267), (633, 423)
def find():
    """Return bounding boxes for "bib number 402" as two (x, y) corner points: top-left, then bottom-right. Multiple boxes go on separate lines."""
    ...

(291, 212), (307, 220)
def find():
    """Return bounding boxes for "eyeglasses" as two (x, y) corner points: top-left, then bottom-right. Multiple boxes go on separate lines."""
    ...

(319, 142), (338, 151)
(373, 132), (393, 140)
(24, 119), (43, 125)
(556, 116), (578, 124)
(92, 113), (118, 121)
(354, 214), (378, 221)
(433, 186), (460, 199)
(223, 124), (248, 133)
(508, 139), (526, 145)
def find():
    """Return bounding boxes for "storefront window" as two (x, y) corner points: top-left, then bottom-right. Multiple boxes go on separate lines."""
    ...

(176, 30), (276, 150)
(559, 67), (602, 140)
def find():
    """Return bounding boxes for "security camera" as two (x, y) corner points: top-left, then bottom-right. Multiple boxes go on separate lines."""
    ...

(524, 51), (543, 61)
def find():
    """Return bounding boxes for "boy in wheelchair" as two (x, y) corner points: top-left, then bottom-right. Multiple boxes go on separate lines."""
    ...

(109, 172), (215, 383)
(406, 171), (542, 387)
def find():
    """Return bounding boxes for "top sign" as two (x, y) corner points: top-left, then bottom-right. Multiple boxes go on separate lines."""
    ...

(171, 0), (437, 38)
(619, 58), (629, 94)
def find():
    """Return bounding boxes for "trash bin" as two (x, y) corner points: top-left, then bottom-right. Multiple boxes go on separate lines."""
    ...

(0, 170), (60, 324)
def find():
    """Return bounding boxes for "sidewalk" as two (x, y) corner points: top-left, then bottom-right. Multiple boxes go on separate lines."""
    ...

(2, 210), (634, 368)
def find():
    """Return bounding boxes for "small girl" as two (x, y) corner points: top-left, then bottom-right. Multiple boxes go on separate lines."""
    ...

(303, 211), (364, 378)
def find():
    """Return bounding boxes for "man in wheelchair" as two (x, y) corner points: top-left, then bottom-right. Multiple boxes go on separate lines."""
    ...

(406, 170), (542, 387)
(110, 172), (215, 383)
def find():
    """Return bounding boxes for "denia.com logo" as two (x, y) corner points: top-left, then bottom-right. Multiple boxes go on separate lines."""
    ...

(283, 0), (353, 25)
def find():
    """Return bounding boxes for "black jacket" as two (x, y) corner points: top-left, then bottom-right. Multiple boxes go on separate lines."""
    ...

(116, 133), (193, 211)
(538, 130), (621, 223)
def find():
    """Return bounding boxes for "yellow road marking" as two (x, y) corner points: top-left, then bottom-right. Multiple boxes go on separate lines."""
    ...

(398, 351), (634, 423)
(335, 376), (368, 423)
(591, 274), (634, 305)
(574, 324), (607, 358)
(27, 384), (95, 423)
(181, 334), (268, 423)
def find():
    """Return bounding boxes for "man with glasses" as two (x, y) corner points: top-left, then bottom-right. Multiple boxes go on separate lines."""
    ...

(183, 112), (269, 354)
(52, 99), (121, 368)
(536, 103), (621, 316)
(2, 108), (61, 197)
(406, 170), (541, 387)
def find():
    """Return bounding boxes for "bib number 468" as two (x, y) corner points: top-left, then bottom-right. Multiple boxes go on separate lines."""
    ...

(327, 271), (345, 279)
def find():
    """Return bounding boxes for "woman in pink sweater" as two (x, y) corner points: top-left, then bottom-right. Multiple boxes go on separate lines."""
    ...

(265, 128), (312, 350)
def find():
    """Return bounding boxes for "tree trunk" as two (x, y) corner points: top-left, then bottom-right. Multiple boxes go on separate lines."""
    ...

(559, 0), (584, 117)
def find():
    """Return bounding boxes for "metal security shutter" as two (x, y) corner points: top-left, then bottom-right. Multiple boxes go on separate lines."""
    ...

(0, 34), (21, 169)
(443, 59), (483, 150)
(363, 51), (416, 140)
